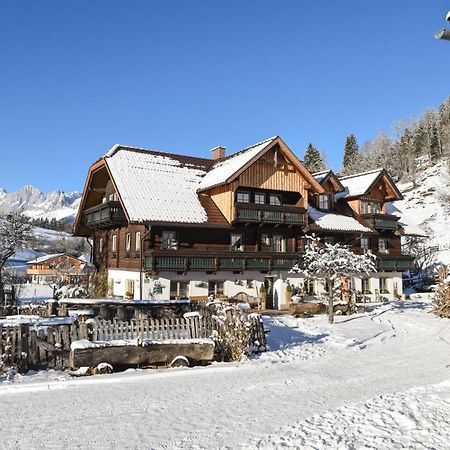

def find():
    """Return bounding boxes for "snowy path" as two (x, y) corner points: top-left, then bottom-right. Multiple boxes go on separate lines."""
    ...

(1, 298), (450, 449)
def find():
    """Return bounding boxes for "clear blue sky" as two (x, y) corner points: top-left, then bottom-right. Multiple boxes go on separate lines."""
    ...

(1, 1), (449, 193)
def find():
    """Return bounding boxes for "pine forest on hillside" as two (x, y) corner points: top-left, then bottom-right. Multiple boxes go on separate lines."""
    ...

(339, 96), (450, 181)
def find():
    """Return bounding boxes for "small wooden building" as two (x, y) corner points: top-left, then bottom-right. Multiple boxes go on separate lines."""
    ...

(26, 253), (86, 285)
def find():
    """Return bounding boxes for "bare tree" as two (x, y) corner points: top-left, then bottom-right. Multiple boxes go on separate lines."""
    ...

(403, 236), (439, 279)
(0, 213), (32, 305)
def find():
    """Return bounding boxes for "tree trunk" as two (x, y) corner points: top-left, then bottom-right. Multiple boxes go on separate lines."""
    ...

(328, 278), (334, 324)
(0, 263), (5, 308)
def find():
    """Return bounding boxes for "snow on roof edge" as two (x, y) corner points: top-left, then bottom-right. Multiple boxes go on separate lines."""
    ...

(308, 206), (373, 233)
(27, 253), (67, 264)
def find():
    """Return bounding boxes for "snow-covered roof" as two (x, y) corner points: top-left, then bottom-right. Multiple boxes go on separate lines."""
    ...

(386, 203), (428, 237)
(336, 169), (384, 199)
(313, 169), (345, 193)
(312, 170), (330, 184)
(197, 137), (277, 192)
(105, 148), (210, 224)
(308, 207), (373, 233)
(27, 253), (66, 264)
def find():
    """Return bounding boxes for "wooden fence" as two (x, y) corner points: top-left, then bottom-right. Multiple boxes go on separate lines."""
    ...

(0, 313), (266, 372)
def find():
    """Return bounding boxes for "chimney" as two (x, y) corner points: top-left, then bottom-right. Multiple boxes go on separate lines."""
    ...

(211, 146), (226, 160)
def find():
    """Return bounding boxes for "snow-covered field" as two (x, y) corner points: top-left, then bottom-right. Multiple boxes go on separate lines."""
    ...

(1, 295), (450, 449)
(17, 283), (54, 302)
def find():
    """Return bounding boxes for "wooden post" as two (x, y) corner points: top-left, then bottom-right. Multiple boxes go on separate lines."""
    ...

(328, 278), (334, 324)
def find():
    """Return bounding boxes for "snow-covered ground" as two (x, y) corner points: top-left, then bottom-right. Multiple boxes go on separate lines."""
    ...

(1, 295), (450, 449)
(395, 160), (450, 264)
(17, 283), (54, 302)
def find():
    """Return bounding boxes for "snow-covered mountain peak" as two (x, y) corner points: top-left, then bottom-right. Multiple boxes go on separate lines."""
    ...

(0, 185), (81, 221)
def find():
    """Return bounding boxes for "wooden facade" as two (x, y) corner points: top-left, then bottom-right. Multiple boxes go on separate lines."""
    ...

(74, 140), (414, 304)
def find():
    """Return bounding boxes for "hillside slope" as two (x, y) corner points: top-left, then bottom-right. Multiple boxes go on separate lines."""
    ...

(394, 160), (450, 264)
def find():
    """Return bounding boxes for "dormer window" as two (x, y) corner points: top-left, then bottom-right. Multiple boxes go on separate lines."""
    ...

(318, 194), (330, 210)
(237, 191), (250, 203)
(254, 193), (265, 205)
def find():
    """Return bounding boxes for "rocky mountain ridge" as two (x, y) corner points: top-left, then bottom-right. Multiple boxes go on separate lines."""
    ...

(0, 185), (81, 222)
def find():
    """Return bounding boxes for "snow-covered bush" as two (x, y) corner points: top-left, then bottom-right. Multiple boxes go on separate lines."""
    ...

(55, 284), (88, 299)
(205, 301), (264, 362)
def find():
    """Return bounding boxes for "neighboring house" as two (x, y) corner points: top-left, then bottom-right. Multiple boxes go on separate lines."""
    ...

(73, 136), (415, 308)
(26, 254), (86, 285)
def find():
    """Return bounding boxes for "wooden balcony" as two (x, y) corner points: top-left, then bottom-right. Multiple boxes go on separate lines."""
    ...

(360, 213), (399, 231)
(235, 203), (306, 226)
(376, 254), (415, 271)
(27, 268), (58, 276)
(144, 249), (300, 273)
(85, 201), (127, 228)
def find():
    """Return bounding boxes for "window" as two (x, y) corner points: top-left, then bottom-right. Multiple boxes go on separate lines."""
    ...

(361, 201), (381, 214)
(208, 281), (224, 297)
(231, 234), (244, 251)
(379, 277), (389, 293)
(99, 237), (104, 254)
(125, 233), (131, 253)
(112, 234), (117, 253)
(360, 237), (370, 254)
(378, 238), (389, 254)
(362, 278), (371, 294)
(162, 231), (178, 250)
(324, 236), (334, 245)
(269, 194), (282, 206)
(318, 194), (330, 210)
(170, 281), (189, 299)
(135, 231), (141, 252)
(271, 235), (287, 253)
(237, 191), (250, 203)
(254, 193), (265, 205)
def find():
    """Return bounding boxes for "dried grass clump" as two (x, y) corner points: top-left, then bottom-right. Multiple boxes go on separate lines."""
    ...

(433, 281), (450, 318)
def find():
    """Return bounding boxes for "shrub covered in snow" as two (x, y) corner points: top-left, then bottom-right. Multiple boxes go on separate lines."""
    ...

(204, 301), (265, 362)
(55, 284), (88, 299)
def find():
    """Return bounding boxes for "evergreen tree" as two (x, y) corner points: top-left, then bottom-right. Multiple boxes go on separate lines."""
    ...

(430, 124), (440, 161)
(303, 143), (326, 173)
(342, 134), (360, 174)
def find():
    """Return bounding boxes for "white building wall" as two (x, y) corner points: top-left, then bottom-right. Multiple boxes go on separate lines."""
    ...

(106, 269), (404, 305)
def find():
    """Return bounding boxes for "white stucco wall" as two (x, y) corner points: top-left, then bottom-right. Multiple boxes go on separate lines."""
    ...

(106, 269), (404, 304)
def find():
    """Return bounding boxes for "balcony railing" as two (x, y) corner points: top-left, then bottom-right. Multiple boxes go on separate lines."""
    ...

(144, 250), (300, 273)
(361, 213), (399, 231)
(85, 201), (127, 228)
(376, 254), (415, 271)
(235, 203), (306, 226)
